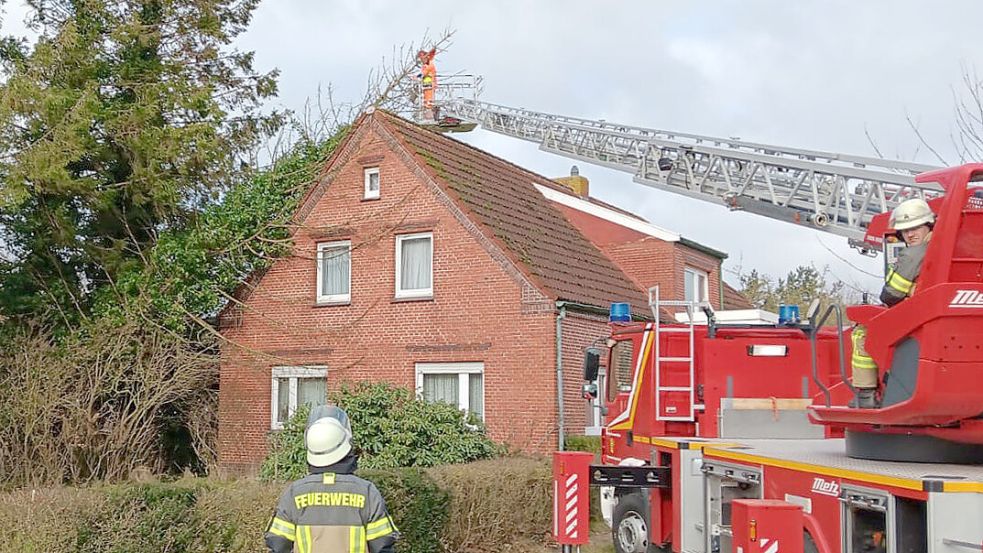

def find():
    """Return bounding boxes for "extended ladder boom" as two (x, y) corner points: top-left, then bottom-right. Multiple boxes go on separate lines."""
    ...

(441, 98), (943, 249)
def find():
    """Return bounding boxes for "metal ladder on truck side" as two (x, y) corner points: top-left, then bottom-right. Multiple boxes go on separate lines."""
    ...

(649, 286), (709, 422)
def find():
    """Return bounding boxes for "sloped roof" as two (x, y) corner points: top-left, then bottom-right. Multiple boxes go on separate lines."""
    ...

(723, 281), (754, 310)
(375, 110), (650, 316)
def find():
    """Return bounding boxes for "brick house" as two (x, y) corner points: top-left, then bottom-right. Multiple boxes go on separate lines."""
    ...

(217, 109), (747, 470)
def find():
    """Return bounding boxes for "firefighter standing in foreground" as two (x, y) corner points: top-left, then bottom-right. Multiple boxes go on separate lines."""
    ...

(851, 197), (935, 408)
(265, 406), (399, 553)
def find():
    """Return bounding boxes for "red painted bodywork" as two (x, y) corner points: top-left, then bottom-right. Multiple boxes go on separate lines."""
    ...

(732, 499), (804, 553)
(810, 164), (983, 441)
(581, 165), (983, 552)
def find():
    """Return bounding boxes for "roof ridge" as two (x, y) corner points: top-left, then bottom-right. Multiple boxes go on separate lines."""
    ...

(378, 110), (578, 190)
(374, 110), (652, 317)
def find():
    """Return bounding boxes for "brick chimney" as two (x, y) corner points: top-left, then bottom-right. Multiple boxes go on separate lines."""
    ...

(554, 165), (589, 197)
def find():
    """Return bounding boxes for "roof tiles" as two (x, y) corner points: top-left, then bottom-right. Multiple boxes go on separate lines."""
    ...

(378, 111), (651, 317)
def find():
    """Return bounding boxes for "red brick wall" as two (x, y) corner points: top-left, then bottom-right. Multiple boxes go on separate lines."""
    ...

(218, 122), (560, 471)
(550, 202), (724, 309)
(603, 237), (678, 300)
(559, 311), (611, 436)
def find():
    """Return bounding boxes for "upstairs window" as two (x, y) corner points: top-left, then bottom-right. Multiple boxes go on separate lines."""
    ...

(364, 167), (380, 200)
(684, 267), (709, 304)
(317, 241), (351, 303)
(395, 232), (433, 299)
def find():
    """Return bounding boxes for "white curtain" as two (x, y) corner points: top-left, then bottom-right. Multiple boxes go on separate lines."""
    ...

(276, 377), (290, 424)
(400, 237), (432, 291)
(321, 245), (350, 296)
(468, 373), (483, 419)
(423, 373), (458, 406)
(298, 377), (326, 409)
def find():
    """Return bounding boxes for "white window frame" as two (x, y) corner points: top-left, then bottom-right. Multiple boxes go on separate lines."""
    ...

(684, 267), (709, 304)
(395, 232), (433, 299)
(415, 362), (484, 421)
(270, 366), (328, 430)
(364, 167), (380, 200)
(316, 240), (351, 304)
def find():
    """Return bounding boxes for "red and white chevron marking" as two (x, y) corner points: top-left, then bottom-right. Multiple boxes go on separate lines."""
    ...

(562, 473), (580, 539)
(760, 537), (780, 553)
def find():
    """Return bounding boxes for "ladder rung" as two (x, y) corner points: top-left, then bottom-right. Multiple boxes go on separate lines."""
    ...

(659, 416), (695, 422)
(659, 386), (693, 392)
(659, 357), (692, 362)
(658, 327), (692, 333)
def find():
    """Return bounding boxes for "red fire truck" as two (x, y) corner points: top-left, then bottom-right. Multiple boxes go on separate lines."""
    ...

(428, 89), (983, 553)
(553, 164), (983, 553)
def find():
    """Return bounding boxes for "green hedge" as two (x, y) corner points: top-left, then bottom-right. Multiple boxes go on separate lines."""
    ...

(0, 457), (553, 553)
(564, 435), (601, 455)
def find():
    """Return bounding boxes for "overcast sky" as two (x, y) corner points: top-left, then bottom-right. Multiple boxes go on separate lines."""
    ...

(5, 1), (983, 297)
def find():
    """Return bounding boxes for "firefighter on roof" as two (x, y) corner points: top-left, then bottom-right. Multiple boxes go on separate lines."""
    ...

(265, 405), (399, 553)
(851, 198), (934, 408)
(416, 48), (437, 120)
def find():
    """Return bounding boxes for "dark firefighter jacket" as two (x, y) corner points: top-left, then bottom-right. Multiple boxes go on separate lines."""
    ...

(880, 241), (928, 307)
(265, 454), (398, 553)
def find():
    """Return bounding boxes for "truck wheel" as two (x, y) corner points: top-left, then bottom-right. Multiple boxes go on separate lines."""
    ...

(612, 494), (666, 553)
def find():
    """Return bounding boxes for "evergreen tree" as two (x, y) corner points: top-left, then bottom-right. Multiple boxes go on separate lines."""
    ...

(0, 0), (279, 325)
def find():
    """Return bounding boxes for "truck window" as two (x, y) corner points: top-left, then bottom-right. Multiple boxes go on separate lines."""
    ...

(607, 339), (634, 402)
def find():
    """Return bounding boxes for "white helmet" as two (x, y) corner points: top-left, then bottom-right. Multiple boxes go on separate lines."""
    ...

(305, 405), (353, 467)
(890, 198), (935, 231)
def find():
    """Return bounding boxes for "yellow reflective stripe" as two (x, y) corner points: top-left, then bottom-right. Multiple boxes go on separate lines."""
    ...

(296, 524), (313, 553)
(266, 515), (296, 541)
(270, 516), (295, 534)
(349, 526), (366, 553)
(296, 524), (307, 553)
(852, 355), (877, 369)
(886, 268), (914, 294)
(366, 517), (391, 531)
(366, 517), (395, 540)
(269, 527), (293, 541)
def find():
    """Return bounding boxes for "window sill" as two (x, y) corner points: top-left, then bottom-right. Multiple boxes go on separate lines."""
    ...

(362, 196), (380, 202)
(313, 300), (351, 308)
(392, 295), (434, 303)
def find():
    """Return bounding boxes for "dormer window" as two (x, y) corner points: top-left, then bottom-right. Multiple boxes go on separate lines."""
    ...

(364, 167), (380, 200)
(684, 267), (709, 304)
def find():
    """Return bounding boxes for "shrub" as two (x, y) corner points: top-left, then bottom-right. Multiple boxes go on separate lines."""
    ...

(75, 484), (201, 553)
(259, 404), (312, 481)
(260, 382), (503, 479)
(564, 435), (601, 455)
(429, 457), (552, 552)
(0, 458), (554, 553)
(361, 468), (450, 553)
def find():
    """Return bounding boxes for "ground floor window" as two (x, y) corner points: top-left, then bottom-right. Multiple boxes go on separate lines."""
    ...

(415, 362), (484, 421)
(271, 366), (327, 430)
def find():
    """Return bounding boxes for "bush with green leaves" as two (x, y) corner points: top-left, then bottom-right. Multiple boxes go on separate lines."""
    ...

(260, 382), (503, 480)
(564, 435), (601, 455)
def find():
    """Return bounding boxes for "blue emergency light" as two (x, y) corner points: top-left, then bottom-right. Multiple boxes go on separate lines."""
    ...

(609, 302), (631, 322)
